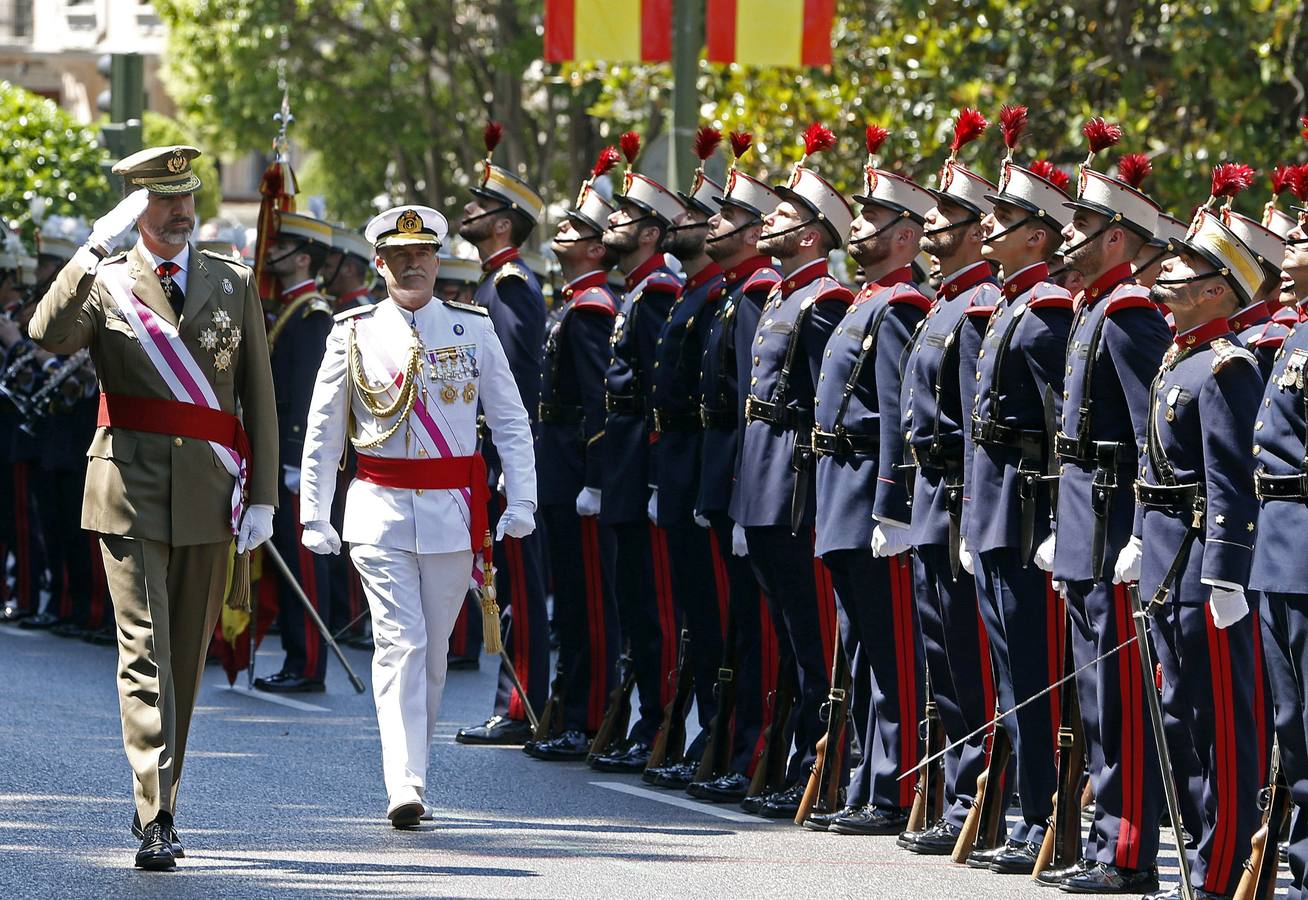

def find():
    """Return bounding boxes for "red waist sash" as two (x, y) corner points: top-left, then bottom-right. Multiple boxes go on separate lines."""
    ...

(97, 393), (250, 463)
(355, 453), (490, 551)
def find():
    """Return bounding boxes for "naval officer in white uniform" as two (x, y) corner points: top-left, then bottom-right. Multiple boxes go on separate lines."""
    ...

(297, 205), (537, 827)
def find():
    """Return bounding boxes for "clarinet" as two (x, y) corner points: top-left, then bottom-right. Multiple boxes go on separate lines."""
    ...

(21, 349), (92, 433)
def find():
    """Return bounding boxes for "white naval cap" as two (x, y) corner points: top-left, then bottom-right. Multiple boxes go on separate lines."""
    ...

(366, 206), (449, 250)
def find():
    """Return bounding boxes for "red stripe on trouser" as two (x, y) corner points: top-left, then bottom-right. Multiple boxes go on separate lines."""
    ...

(649, 524), (678, 706)
(1250, 612), (1268, 787)
(1113, 584), (1142, 869)
(506, 527), (529, 720)
(751, 592), (778, 773)
(449, 601), (468, 656)
(891, 553), (918, 806)
(975, 604), (996, 714)
(1204, 610), (1237, 891)
(291, 495), (321, 678)
(1046, 576), (1063, 745)
(581, 516), (607, 731)
(347, 558), (364, 620)
(812, 555), (836, 666)
(708, 528), (730, 633)
(13, 464), (30, 607)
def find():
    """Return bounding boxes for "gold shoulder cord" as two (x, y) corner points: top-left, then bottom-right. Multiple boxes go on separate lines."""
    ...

(348, 321), (423, 451)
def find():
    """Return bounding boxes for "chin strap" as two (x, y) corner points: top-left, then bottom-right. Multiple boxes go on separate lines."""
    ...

(759, 218), (817, 244)
(849, 215), (911, 246)
(923, 215), (979, 240)
(980, 213), (1037, 244)
(1155, 270), (1223, 287)
(706, 218), (760, 245)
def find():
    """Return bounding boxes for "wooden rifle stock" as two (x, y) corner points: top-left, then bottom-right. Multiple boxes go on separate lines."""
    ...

(953, 722), (1012, 862)
(532, 659), (565, 742)
(1234, 743), (1290, 900)
(692, 612), (739, 784)
(587, 652), (636, 762)
(647, 628), (694, 770)
(908, 691), (944, 834)
(952, 768), (988, 863)
(795, 643), (851, 824)
(1034, 605), (1087, 879)
(747, 668), (796, 799)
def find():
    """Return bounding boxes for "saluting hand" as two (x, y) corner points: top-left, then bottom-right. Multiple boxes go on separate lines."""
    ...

(87, 189), (150, 256)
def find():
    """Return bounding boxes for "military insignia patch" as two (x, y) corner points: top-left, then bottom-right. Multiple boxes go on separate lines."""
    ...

(397, 209), (423, 234)
(453, 323), (465, 336)
(222, 277), (234, 295)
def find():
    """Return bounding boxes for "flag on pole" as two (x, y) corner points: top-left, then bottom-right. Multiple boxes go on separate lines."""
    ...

(705, 0), (836, 68)
(544, 0), (673, 63)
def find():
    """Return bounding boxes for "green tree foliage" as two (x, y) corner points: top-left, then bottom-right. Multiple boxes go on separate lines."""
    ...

(158, 0), (1308, 227)
(1, 81), (112, 242)
(142, 110), (221, 221)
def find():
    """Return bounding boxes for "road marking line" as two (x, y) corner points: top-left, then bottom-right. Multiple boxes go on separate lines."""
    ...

(590, 781), (760, 823)
(223, 683), (328, 712)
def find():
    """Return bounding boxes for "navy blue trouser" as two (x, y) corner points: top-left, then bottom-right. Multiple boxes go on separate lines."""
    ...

(1261, 591), (1308, 899)
(662, 522), (725, 735)
(611, 521), (679, 744)
(488, 498), (550, 724)
(272, 488), (330, 681)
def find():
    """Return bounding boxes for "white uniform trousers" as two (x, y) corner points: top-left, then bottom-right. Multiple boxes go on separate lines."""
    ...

(350, 543), (472, 812)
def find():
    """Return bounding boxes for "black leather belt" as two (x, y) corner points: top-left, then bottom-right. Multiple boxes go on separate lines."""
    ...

(653, 409), (700, 433)
(539, 402), (583, 425)
(812, 428), (879, 457)
(972, 419), (1041, 449)
(1256, 471), (1308, 501)
(699, 406), (736, 429)
(1055, 433), (1133, 466)
(605, 393), (642, 415)
(1135, 481), (1203, 513)
(744, 395), (813, 431)
(910, 444), (963, 471)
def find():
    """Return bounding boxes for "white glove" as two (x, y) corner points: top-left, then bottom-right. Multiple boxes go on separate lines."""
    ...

(496, 472), (506, 496)
(301, 519), (341, 556)
(87, 189), (149, 255)
(1034, 533), (1056, 572)
(495, 501), (536, 541)
(959, 537), (975, 575)
(1051, 578), (1067, 594)
(575, 486), (601, 518)
(646, 488), (659, 524)
(1113, 535), (1143, 584)
(731, 523), (748, 557)
(871, 522), (912, 558)
(282, 465), (301, 494)
(235, 504), (275, 554)
(1209, 586), (1250, 629)
(693, 512), (710, 529)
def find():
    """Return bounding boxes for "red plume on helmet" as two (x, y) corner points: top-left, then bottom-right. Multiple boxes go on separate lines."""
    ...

(1081, 117), (1122, 165)
(592, 146), (621, 179)
(1271, 164), (1295, 198)
(948, 108), (988, 159)
(1301, 115), (1308, 142)
(1029, 158), (1070, 192)
(694, 126), (722, 162)
(800, 122), (836, 165)
(999, 105), (1028, 160)
(1291, 164), (1308, 204)
(865, 124), (890, 159)
(729, 131), (753, 161)
(483, 121), (503, 159)
(620, 131), (642, 166)
(1116, 153), (1152, 190)
(1208, 162), (1256, 208)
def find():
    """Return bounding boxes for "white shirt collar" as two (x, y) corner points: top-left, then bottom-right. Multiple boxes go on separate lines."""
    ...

(142, 240), (190, 274)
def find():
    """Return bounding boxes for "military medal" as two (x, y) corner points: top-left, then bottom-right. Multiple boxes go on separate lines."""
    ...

(463, 383), (476, 403)
(441, 384), (457, 404)
(202, 309), (240, 371)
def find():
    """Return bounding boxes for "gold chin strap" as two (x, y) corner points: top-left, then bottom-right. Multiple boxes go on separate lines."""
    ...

(348, 321), (423, 450)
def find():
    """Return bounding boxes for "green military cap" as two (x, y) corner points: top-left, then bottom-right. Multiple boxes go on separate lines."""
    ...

(112, 145), (203, 195)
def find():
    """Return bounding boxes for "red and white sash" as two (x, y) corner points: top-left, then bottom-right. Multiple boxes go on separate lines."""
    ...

(102, 266), (247, 533)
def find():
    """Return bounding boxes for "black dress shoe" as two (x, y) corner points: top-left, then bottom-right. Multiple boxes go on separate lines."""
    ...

(18, 611), (57, 630)
(446, 654), (480, 671)
(757, 782), (805, 819)
(904, 819), (962, 855)
(803, 805), (856, 832)
(644, 761), (698, 788)
(1058, 862), (1158, 894)
(344, 634), (375, 651)
(388, 801), (424, 829)
(990, 840), (1040, 874)
(253, 671), (325, 693)
(590, 741), (653, 772)
(966, 840), (1009, 869)
(135, 820), (177, 870)
(1035, 858), (1088, 888)
(132, 812), (183, 857)
(689, 772), (751, 803)
(830, 804), (911, 836)
(456, 715), (533, 745)
(523, 730), (591, 761)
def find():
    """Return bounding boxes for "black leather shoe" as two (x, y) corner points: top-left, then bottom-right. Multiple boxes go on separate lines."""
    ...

(446, 654), (479, 671)
(524, 730), (591, 761)
(135, 819), (177, 870)
(132, 812), (183, 857)
(590, 741), (653, 772)
(904, 819), (962, 855)
(1035, 858), (1088, 888)
(344, 634), (375, 650)
(645, 761), (698, 788)
(689, 772), (752, 803)
(830, 804), (911, 836)
(18, 611), (57, 630)
(388, 801), (423, 829)
(967, 840), (1009, 869)
(1058, 862), (1158, 894)
(253, 670), (326, 693)
(990, 840), (1040, 874)
(802, 805), (853, 832)
(456, 715), (533, 745)
(757, 782), (805, 819)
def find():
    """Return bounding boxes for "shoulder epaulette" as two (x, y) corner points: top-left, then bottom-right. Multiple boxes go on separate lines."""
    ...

(964, 282), (1000, 317)
(642, 271), (683, 294)
(1252, 320), (1291, 348)
(1027, 283), (1074, 310)
(742, 268), (781, 295)
(304, 296), (334, 317)
(1210, 337), (1258, 374)
(886, 283), (932, 313)
(493, 261), (529, 285)
(334, 304), (375, 322)
(812, 277), (854, 305)
(571, 286), (617, 315)
(443, 299), (490, 317)
(1104, 285), (1156, 317)
(199, 247), (247, 267)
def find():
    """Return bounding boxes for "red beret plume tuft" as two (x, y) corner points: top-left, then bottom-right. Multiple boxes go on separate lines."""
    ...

(950, 108), (988, 155)
(1029, 158), (1070, 191)
(802, 122), (837, 158)
(1116, 153), (1152, 189)
(591, 146), (621, 179)
(1271, 164), (1295, 197)
(620, 131), (642, 165)
(1301, 115), (1308, 142)
(729, 131), (753, 160)
(999, 105), (1028, 152)
(1081, 117), (1122, 155)
(483, 121), (503, 156)
(693, 126), (722, 162)
(1210, 162), (1256, 200)
(1290, 164), (1308, 203)
(865, 124), (890, 157)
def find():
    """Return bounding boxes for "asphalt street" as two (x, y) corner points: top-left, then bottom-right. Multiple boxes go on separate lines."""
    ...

(0, 623), (1237, 899)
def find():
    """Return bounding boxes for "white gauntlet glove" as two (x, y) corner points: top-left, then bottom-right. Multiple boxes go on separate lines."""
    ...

(87, 189), (149, 255)
(1034, 533), (1056, 572)
(731, 523), (748, 557)
(301, 520), (341, 556)
(1113, 536), (1143, 585)
(575, 486), (601, 518)
(1209, 586), (1249, 629)
(495, 501), (536, 541)
(871, 522), (912, 558)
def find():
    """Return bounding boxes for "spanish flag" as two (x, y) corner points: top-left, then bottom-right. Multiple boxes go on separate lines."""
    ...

(706, 0), (836, 68)
(544, 0), (673, 63)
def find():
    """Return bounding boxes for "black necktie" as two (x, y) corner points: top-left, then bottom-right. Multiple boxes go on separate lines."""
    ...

(155, 262), (185, 317)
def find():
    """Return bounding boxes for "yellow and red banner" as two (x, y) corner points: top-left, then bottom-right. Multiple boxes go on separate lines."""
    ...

(544, 0), (673, 63)
(705, 0), (836, 67)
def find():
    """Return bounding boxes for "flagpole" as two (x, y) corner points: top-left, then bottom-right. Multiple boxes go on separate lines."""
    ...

(669, 0), (704, 190)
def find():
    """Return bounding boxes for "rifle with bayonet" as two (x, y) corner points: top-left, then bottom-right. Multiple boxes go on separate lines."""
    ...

(692, 609), (739, 784)
(1233, 740), (1290, 900)
(1034, 592), (1087, 878)
(795, 639), (852, 824)
(746, 664), (796, 800)
(587, 649), (636, 763)
(646, 628), (694, 773)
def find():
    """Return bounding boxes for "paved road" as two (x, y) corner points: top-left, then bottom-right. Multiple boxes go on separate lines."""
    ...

(0, 624), (1233, 899)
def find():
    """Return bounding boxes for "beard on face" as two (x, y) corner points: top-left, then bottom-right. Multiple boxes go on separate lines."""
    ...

(848, 230), (892, 268)
(756, 226), (803, 260)
(661, 224), (707, 262)
(458, 214), (496, 244)
(920, 222), (966, 261)
(602, 225), (641, 256)
(142, 217), (194, 246)
(1062, 233), (1103, 276)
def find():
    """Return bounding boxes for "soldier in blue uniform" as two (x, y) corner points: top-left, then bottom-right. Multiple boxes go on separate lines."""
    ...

(803, 126), (933, 836)
(734, 124), (851, 819)
(589, 133), (687, 772)
(1250, 208), (1308, 900)
(455, 126), (549, 745)
(1226, 206), (1290, 380)
(1045, 120), (1172, 893)
(963, 126), (1077, 872)
(685, 134), (783, 803)
(882, 111), (1003, 855)
(524, 149), (622, 762)
(1125, 201), (1269, 900)
(256, 212), (336, 693)
(642, 128), (729, 787)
